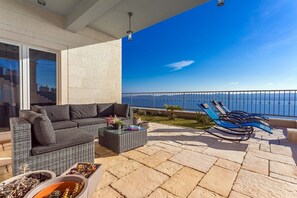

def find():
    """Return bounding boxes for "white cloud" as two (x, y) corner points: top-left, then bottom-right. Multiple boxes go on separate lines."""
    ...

(230, 82), (239, 85)
(166, 60), (194, 71)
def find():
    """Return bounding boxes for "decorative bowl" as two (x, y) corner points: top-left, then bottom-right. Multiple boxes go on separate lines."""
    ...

(0, 170), (56, 198)
(25, 175), (88, 198)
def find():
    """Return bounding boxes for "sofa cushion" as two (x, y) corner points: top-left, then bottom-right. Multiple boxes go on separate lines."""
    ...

(31, 105), (47, 116)
(42, 105), (70, 122)
(31, 128), (94, 155)
(70, 104), (97, 119)
(97, 103), (114, 117)
(52, 121), (77, 130)
(72, 118), (106, 127)
(114, 104), (129, 118)
(22, 110), (56, 146)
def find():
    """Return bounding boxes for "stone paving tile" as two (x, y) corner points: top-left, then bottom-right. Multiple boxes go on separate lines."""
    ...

(248, 149), (296, 165)
(111, 166), (168, 198)
(242, 155), (269, 175)
(270, 161), (297, 181)
(170, 150), (217, 173)
(270, 172), (297, 185)
(180, 144), (208, 153)
(136, 145), (164, 155)
(233, 169), (297, 198)
(155, 142), (183, 154)
(188, 186), (224, 198)
(161, 167), (204, 198)
(270, 144), (297, 156)
(199, 166), (237, 197)
(229, 190), (251, 198)
(202, 142), (248, 163)
(96, 171), (118, 190)
(247, 142), (260, 151)
(121, 150), (149, 161)
(215, 159), (241, 172)
(95, 144), (113, 156)
(0, 172), (12, 182)
(139, 150), (173, 168)
(92, 186), (123, 198)
(95, 153), (129, 170)
(260, 141), (271, 152)
(107, 159), (143, 178)
(155, 160), (183, 176)
(147, 188), (178, 198)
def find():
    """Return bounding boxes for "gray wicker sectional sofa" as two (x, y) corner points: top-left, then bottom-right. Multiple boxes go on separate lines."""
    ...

(10, 103), (132, 176)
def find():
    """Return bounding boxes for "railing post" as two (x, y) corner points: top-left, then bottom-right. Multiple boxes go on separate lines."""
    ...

(227, 91), (231, 109)
(130, 93), (132, 106)
(183, 93), (185, 109)
(152, 93), (155, 108)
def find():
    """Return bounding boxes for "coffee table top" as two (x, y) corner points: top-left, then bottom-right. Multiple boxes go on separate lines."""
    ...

(98, 126), (146, 135)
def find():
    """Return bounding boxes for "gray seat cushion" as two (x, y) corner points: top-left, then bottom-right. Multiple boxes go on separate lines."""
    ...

(52, 121), (77, 130)
(114, 104), (129, 118)
(21, 110), (56, 146)
(70, 104), (97, 119)
(42, 105), (70, 122)
(72, 118), (106, 127)
(31, 128), (94, 156)
(97, 103), (114, 117)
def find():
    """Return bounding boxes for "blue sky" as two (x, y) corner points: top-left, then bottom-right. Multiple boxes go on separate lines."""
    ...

(122, 0), (297, 92)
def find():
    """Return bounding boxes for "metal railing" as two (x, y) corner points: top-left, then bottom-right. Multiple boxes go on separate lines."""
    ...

(122, 89), (297, 117)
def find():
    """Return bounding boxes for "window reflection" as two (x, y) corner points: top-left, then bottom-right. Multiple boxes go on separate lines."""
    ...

(29, 49), (56, 106)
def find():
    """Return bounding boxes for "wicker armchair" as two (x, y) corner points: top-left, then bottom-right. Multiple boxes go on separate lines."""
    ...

(10, 117), (94, 176)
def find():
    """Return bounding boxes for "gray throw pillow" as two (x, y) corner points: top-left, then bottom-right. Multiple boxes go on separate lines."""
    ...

(114, 104), (129, 118)
(31, 105), (47, 116)
(23, 111), (56, 146)
(70, 104), (97, 119)
(97, 103), (114, 117)
(42, 105), (70, 122)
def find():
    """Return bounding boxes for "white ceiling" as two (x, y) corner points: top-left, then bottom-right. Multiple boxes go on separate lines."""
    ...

(23, 0), (208, 38)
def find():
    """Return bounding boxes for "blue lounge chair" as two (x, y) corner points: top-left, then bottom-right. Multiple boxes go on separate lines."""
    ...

(199, 103), (273, 141)
(218, 101), (269, 120)
(211, 101), (269, 125)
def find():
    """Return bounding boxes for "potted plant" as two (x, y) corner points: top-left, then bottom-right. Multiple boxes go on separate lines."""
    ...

(0, 164), (56, 198)
(139, 121), (150, 129)
(133, 114), (142, 125)
(106, 115), (124, 129)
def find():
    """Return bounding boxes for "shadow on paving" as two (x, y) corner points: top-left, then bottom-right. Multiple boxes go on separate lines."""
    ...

(148, 128), (249, 152)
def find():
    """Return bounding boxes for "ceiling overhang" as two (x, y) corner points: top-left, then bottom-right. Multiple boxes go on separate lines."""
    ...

(23, 0), (209, 39)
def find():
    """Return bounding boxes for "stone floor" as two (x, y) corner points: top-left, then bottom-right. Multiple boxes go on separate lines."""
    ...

(1, 123), (297, 197)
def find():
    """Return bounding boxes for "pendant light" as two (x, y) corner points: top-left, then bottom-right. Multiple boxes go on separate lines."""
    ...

(126, 12), (133, 41)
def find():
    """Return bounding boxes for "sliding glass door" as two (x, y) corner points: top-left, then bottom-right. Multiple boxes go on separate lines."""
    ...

(29, 49), (56, 106)
(0, 42), (20, 132)
(0, 40), (57, 132)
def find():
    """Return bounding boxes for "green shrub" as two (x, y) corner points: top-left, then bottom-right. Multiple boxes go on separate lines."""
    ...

(196, 111), (211, 124)
(164, 104), (182, 120)
(136, 109), (147, 116)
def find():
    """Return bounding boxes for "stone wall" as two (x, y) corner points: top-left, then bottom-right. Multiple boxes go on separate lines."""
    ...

(0, 0), (121, 105)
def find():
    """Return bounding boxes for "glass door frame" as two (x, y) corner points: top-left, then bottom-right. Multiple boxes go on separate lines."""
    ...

(25, 45), (59, 108)
(0, 38), (60, 110)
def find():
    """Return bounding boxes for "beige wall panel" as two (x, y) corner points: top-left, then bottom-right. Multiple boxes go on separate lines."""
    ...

(0, 0), (122, 105)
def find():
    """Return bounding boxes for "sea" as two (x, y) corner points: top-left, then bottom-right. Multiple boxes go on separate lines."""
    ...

(122, 92), (297, 119)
